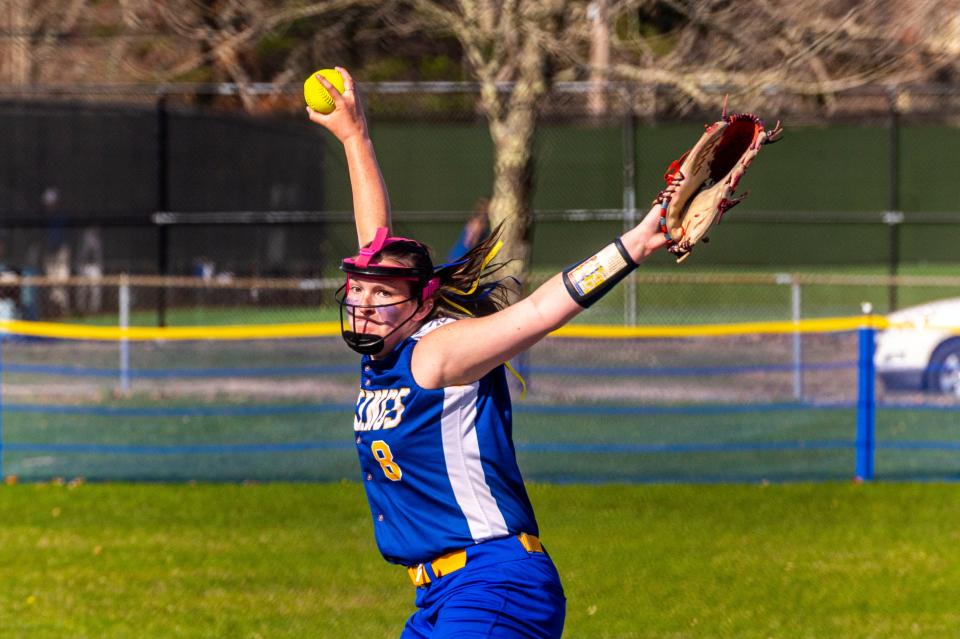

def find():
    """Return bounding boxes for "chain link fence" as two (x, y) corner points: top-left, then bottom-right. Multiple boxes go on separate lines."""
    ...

(1, 277), (958, 483)
(0, 275), (957, 483)
(1, 82), (959, 483)
(2, 271), (959, 326)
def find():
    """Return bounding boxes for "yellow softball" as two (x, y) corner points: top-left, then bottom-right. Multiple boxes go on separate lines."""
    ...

(304, 68), (346, 114)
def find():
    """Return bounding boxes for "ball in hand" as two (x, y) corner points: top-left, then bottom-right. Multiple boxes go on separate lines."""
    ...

(304, 68), (345, 114)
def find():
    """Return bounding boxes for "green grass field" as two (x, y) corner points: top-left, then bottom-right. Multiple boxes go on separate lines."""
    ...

(1, 482), (958, 638)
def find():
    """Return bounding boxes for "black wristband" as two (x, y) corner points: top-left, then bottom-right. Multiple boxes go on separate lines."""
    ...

(562, 237), (639, 308)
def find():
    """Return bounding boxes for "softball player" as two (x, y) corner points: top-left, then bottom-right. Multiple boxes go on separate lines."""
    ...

(308, 68), (670, 639)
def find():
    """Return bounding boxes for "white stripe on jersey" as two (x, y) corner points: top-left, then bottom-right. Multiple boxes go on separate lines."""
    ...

(441, 383), (509, 542)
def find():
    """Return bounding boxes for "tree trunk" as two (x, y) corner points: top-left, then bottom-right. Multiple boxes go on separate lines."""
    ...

(472, 11), (556, 302)
(487, 115), (537, 302)
(587, 0), (610, 117)
(4, 0), (31, 85)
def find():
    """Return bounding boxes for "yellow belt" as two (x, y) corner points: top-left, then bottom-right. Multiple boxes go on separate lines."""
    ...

(407, 533), (544, 587)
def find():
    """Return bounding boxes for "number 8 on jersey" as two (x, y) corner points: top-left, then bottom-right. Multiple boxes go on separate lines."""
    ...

(371, 440), (402, 481)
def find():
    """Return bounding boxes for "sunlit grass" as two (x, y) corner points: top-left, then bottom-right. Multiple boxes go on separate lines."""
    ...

(1, 482), (957, 638)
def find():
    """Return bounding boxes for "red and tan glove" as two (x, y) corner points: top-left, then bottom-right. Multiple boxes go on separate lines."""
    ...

(656, 112), (783, 263)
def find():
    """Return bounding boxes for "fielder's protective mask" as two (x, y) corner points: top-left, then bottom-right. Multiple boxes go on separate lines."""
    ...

(336, 227), (440, 355)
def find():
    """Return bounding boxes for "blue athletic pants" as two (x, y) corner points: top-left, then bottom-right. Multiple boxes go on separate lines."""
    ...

(400, 535), (566, 639)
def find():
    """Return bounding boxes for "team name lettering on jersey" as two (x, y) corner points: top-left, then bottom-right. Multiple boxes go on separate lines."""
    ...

(354, 387), (411, 431)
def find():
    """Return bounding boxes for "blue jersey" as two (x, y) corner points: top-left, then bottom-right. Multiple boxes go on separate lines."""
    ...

(353, 318), (539, 566)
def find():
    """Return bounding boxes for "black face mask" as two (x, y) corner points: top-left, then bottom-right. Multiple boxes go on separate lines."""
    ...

(335, 284), (423, 355)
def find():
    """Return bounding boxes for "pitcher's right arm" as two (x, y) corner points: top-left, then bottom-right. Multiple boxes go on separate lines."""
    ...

(306, 67), (390, 248)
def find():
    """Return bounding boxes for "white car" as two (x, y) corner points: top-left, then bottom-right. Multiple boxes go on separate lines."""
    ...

(875, 297), (960, 396)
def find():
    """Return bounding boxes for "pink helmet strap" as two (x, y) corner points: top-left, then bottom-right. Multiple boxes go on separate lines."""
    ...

(421, 277), (440, 301)
(352, 227), (391, 269)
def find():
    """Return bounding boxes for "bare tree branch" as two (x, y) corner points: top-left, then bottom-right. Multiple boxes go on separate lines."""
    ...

(601, 0), (960, 112)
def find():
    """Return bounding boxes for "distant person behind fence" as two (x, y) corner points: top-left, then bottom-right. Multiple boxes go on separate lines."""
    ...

(41, 187), (70, 317)
(76, 226), (104, 315)
(446, 199), (490, 262)
(0, 236), (20, 320)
